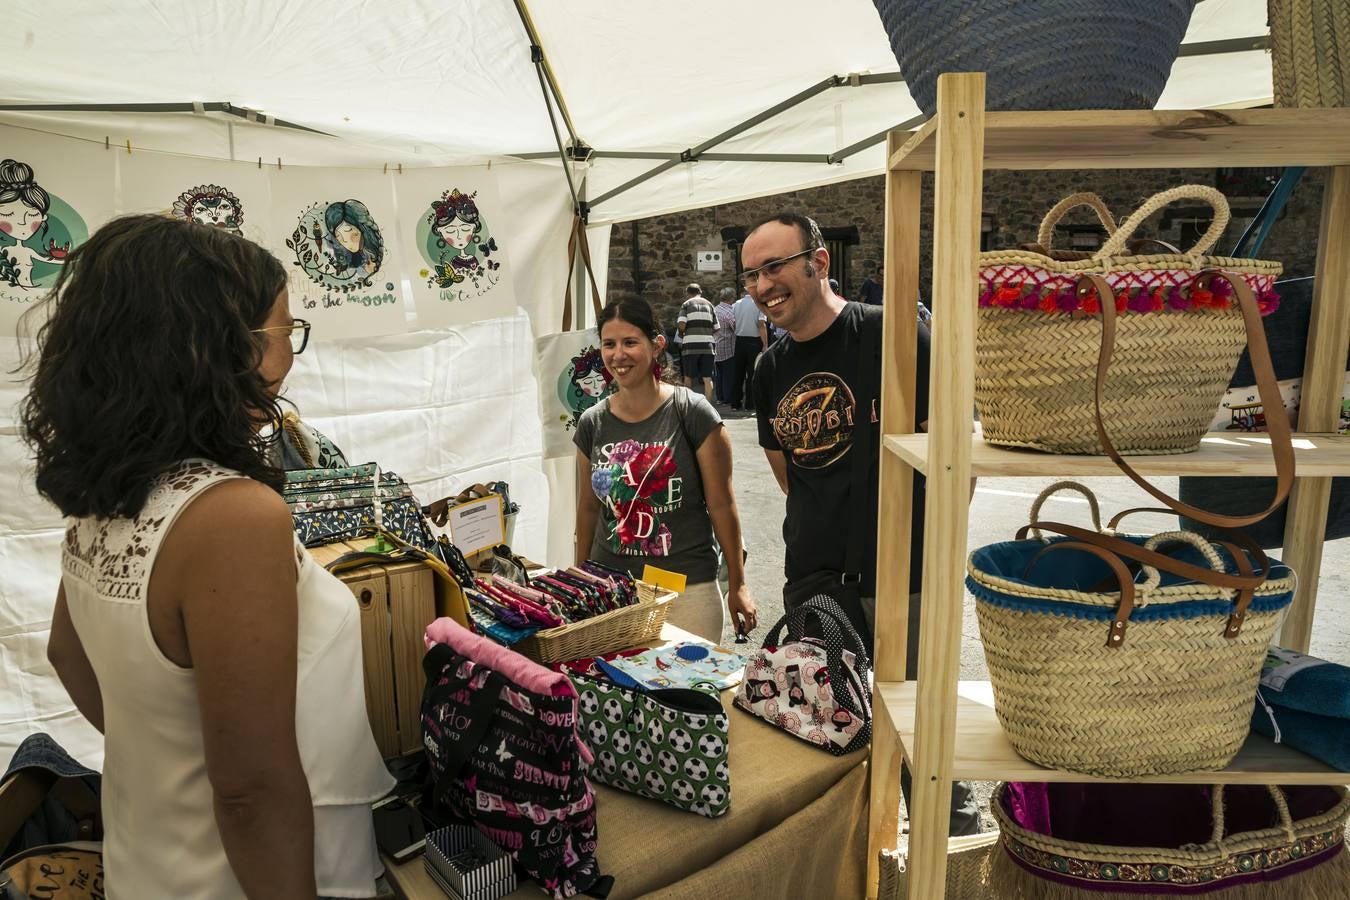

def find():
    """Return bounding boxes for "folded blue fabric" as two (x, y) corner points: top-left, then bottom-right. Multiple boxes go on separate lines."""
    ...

(1259, 648), (1350, 719)
(1250, 697), (1350, 771)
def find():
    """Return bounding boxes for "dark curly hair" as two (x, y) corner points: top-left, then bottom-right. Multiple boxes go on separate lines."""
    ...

(19, 214), (289, 519)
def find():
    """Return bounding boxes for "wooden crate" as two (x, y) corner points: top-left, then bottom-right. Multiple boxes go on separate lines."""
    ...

(308, 540), (436, 759)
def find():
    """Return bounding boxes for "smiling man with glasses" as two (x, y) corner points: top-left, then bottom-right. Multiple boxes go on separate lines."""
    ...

(742, 211), (978, 836)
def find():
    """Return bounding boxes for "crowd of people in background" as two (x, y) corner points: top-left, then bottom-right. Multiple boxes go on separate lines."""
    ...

(662, 257), (887, 415)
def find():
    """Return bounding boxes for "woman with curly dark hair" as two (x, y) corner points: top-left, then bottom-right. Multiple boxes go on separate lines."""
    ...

(22, 214), (393, 899)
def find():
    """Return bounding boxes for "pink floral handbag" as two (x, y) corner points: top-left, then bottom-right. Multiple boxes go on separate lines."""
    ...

(733, 596), (872, 756)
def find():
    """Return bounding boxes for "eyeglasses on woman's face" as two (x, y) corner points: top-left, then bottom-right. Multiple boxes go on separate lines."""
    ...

(741, 248), (816, 291)
(251, 318), (311, 354)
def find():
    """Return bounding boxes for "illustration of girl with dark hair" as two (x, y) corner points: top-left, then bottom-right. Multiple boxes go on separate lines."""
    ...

(321, 199), (383, 279)
(0, 159), (68, 289)
(172, 185), (243, 234)
(427, 189), (499, 289)
(559, 346), (612, 431)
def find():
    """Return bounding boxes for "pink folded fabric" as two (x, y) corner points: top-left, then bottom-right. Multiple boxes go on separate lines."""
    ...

(425, 617), (574, 697)
(491, 574), (562, 611)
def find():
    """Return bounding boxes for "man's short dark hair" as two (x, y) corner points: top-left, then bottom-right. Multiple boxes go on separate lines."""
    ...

(745, 213), (826, 254)
(686, 283), (701, 296)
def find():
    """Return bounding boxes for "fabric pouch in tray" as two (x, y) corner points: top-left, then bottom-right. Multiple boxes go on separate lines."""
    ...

(573, 672), (730, 817)
(285, 462), (438, 551)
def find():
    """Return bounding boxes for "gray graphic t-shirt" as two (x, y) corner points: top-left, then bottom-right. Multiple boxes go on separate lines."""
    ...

(574, 387), (722, 583)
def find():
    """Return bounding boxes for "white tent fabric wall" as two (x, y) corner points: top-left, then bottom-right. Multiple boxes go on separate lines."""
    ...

(0, 144), (577, 769)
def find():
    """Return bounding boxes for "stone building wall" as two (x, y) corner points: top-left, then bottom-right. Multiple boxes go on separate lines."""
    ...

(606, 167), (1326, 329)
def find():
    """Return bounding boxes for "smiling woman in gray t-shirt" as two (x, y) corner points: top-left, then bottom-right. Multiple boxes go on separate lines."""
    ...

(574, 297), (758, 642)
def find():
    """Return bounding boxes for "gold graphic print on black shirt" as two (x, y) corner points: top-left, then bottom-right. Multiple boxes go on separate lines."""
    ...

(772, 372), (857, 469)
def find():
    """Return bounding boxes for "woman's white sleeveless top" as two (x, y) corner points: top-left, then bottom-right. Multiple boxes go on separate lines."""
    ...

(60, 460), (395, 898)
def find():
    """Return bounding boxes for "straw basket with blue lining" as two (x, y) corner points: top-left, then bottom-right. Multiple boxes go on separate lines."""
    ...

(968, 482), (1296, 777)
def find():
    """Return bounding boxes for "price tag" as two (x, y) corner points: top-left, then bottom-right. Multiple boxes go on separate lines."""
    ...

(641, 564), (687, 593)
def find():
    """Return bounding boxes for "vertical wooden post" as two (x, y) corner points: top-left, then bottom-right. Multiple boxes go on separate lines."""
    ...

(1280, 165), (1350, 651)
(867, 135), (924, 897)
(905, 72), (984, 900)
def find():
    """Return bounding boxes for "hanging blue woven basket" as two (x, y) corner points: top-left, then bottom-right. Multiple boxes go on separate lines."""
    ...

(873, 0), (1198, 115)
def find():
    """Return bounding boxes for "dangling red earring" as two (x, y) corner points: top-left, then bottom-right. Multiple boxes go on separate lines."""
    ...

(652, 360), (663, 380)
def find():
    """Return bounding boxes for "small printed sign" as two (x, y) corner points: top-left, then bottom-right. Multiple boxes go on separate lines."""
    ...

(446, 493), (506, 556)
(696, 249), (723, 272)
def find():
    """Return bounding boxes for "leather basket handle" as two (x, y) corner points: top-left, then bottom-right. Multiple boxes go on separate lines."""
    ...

(1076, 272), (1295, 529)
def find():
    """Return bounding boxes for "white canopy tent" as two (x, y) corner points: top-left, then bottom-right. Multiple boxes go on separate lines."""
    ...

(0, 0), (1275, 767)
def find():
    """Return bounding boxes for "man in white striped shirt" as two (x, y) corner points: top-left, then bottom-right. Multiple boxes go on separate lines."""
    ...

(678, 283), (718, 403)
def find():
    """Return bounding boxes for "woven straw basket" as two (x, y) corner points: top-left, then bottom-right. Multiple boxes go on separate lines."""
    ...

(872, 0), (1196, 116)
(968, 483), (1296, 777)
(1271, 0), (1350, 108)
(976, 186), (1283, 455)
(880, 783), (1350, 898)
(512, 583), (672, 664)
(991, 782), (1350, 898)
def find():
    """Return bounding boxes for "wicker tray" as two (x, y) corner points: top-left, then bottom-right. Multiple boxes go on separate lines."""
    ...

(512, 582), (674, 664)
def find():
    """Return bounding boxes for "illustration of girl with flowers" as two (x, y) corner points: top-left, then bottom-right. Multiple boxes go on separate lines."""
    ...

(559, 345), (613, 431)
(572, 297), (758, 643)
(426, 189), (501, 290)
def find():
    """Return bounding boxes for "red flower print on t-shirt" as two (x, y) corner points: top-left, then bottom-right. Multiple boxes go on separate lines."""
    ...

(622, 444), (677, 499)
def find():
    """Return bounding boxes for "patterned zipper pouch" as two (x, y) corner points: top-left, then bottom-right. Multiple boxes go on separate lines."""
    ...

(573, 673), (730, 817)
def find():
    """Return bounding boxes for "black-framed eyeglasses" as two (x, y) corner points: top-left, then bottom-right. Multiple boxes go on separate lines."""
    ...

(741, 248), (816, 289)
(251, 318), (311, 354)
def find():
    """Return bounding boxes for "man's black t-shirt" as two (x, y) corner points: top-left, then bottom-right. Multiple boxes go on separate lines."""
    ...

(753, 302), (930, 595)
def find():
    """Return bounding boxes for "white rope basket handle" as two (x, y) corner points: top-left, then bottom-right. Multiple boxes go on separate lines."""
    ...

(1136, 531), (1231, 598)
(1036, 193), (1118, 248)
(1206, 784), (1297, 852)
(1027, 480), (1102, 541)
(1094, 185), (1232, 260)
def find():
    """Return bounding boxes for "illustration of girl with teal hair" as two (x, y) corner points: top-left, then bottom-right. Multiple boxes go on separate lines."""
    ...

(427, 189), (500, 289)
(0, 159), (68, 289)
(321, 199), (383, 279)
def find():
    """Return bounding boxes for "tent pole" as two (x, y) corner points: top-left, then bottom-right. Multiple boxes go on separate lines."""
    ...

(0, 101), (334, 136)
(827, 114), (928, 164)
(512, 0), (581, 150)
(589, 73), (845, 209)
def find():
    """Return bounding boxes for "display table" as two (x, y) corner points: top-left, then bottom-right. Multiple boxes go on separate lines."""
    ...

(383, 624), (870, 899)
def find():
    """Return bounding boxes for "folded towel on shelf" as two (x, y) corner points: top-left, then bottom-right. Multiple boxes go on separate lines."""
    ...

(1260, 647), (1350, 720)
(1251, 694), (1350, 771)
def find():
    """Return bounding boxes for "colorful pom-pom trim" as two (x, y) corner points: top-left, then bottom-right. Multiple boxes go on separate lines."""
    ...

(976, 280), (1279, 317)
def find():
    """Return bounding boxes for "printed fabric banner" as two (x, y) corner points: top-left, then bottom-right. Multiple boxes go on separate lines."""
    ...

(0, 126), (116, 336)
(397, 168), (516, 329)
(268, 167), (407, 340)
(119, 152), (272, 248)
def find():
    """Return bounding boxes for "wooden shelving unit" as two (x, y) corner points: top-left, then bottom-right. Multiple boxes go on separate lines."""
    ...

(884, 432), (1350, 477)
(866, 73), (1350, 899)
(882, 681), (1350, 786)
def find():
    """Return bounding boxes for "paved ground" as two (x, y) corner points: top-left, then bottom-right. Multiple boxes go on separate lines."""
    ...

(718, 411), (1350, 835)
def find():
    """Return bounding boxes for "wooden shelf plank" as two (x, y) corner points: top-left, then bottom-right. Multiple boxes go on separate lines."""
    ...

(879, 680), (1350, 785)
(888, 108), (1350, 171)
(884, 432), (1350, 477)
